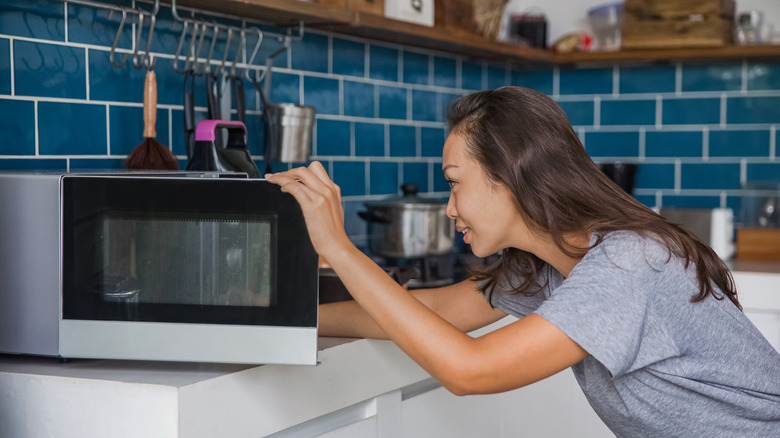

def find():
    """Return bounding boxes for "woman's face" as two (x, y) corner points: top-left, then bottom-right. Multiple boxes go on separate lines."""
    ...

(442, 133), (534, 257)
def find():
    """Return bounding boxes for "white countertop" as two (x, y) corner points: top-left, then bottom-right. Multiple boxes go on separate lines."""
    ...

(1, 266), (777, 438)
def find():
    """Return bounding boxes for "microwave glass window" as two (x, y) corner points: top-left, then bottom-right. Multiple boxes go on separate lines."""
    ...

(101, 213), (276, 309)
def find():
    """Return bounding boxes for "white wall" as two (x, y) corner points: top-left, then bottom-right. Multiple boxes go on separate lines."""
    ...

(504, 0), (780, 46)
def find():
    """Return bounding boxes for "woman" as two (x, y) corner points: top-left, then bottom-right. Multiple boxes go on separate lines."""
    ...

(266, 86), (780, 437)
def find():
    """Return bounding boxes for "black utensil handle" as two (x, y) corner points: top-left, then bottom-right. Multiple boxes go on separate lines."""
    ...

(233, 76), (246, 123)
(206, 74), (221, 120)
(184, 72), (196, 160)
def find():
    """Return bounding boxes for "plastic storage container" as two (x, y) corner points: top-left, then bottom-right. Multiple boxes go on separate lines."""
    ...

(588, 1), (624, 51)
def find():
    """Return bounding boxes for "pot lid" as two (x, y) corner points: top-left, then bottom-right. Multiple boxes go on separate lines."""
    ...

(364, 183), (448, 208)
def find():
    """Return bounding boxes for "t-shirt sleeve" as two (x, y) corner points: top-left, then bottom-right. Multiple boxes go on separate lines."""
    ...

(533, 258), (680, 378)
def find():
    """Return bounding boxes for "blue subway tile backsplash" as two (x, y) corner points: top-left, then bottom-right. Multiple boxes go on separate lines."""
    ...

(645, 131), (703, 158)
(0, 0), (65, 41)
(14, 40), (86, 99)
(662, 98), (720, 125)
(38, 101), (106, 155)
(681, 64), (742, 92)
(354, 122), (384, 156)
(727, 96), (780, 124)
(0, 99), (35, 154)
(619, 66), (676, 94)
(332, 38), (365, 78)
(433, 56), (456, 88)
(559, 67), (612, 95)
(403, 50), (428, 85)
(600, 99), (655, 126)
(709, 130), (770, 157)
(2, 0), (780, 245)
(369, 45), (398, 82)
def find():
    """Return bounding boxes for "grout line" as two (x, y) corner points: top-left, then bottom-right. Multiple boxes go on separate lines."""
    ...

(85, 48), (90, 100)
(365, 159), (370, 196)
(398, 162), (403, 192)
(9, 38), (14, 96)
(428, 54), (434, 86)
(720, 191), (727, 208)
(384, 123), (390, 157)
(638, 127), (645, 159)
(720, 93), (727, 127)
(64, 1), (69, 43)
(429, 161), (435, 194)
(674, 159), (681, 193)
(612, 65), (619, 96)
(771, 125), (776, 160)
(702, 126), (709, 161)
(415, 125), (421, 157)
(655, 95), (662, 128)
(350, 121), (355, 157)
(741, 60), (748, 94)
(105, 104), (110, 154)
(552, 66), (560, 98)
(655, 191), (663, 208)
(593, 96), (600, 129)
(34, 100), (39, 155)
(740, 158), (747, 186)
(328, 35), (333, 75)
(397, 49), (403, 83)
(338, 78), (344, 116)
(363, 42), (369, 80)
(168, 107), (173, 151)
(675, 62), (682, 96)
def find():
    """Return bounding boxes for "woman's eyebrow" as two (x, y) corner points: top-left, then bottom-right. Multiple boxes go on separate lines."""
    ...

(442, 164), (458, 174)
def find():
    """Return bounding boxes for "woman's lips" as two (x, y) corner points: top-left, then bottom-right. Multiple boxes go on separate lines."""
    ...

(457, 225), (471, 242)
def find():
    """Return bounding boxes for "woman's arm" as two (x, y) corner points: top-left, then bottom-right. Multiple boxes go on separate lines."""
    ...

(319, 278), (508, 339)
(267, 163), (589, 396)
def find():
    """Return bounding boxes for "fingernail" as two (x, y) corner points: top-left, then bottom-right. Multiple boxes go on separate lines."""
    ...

(264, 173), (273, 178)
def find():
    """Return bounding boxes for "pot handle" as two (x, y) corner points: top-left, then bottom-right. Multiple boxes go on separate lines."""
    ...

(358, 211), (391, 224)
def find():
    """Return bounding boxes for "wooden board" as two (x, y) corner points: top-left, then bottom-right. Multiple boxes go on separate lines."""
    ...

(624, 0), (735, 20)
(736, 228), (780, 261)
(622, 15), (732, 49)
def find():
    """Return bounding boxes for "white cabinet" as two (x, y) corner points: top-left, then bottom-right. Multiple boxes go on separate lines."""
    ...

(316, 417), (378, 438)
(734, 272), (780, 352)
(401, 386), (501, 438)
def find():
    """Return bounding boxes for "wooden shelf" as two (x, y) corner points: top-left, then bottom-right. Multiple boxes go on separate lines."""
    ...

(176, 0), (780, 67)
(556, 44), (780, 66)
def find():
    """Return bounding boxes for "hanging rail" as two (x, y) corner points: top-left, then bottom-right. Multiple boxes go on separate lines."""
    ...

(63, 0), (304, 75)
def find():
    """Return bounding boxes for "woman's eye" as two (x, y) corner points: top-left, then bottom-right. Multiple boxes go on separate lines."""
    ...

(446, 179), (456, 189)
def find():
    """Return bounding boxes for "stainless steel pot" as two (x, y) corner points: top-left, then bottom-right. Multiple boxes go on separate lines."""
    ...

(359, 183), (454, 258)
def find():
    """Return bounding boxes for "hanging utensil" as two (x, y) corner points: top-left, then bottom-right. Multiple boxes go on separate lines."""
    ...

(125, 8), (178, 170)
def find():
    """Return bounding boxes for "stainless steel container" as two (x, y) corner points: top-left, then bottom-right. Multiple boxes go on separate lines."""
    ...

(359, 184), (454, 258)
(264, 103), (316, 163)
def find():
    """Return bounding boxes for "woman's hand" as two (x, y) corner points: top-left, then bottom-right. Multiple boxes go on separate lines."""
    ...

(264, 161), (350, 259)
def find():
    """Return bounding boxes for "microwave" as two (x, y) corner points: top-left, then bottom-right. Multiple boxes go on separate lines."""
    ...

(0, 172), (318, 365)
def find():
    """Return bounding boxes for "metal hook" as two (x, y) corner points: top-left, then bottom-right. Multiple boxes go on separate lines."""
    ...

(173, 19), (190, 73)
(199, 23), (221, 76)
(142, 14), (157, 70)
(244, 27), (265, 83)
(182, 21), (202, 74)
(228, 28), (245, 78)
(109, 7), (128, 68)
(132, 10), (146, 70)
(188, 20), (208, 75)
(216, 27), (234, 77)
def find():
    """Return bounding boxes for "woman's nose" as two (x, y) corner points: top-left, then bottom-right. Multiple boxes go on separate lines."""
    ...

(446, 195), (457, 219)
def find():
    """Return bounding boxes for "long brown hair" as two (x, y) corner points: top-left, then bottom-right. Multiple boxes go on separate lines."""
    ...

(447, 86), (740, 310)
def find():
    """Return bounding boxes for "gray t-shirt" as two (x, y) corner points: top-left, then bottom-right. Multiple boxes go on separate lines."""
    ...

(486, 231), (780, 437)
